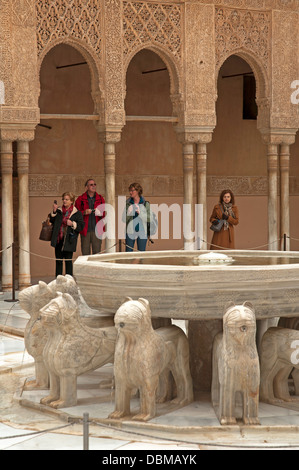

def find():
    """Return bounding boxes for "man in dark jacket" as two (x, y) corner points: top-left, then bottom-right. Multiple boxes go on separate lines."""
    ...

(75, 178), (105, 255)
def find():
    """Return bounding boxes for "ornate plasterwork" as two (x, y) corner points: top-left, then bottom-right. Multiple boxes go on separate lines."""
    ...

(36, 0), (102, 58)
(11, 0), (36, 27)
(215, 7), (271, 72)
(29, 174), (276, 197)
(122, 1), (182, 60)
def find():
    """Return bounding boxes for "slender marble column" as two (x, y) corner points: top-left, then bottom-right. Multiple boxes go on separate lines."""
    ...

(104, 143), (116, 253)
(196, 143), (207, 249)
(17, 141), (31, 288)
(1, 141), (13, 291)
(183, 143), (194, 250)
(280, 144), (290, 251)
(267, 144), (279, 251)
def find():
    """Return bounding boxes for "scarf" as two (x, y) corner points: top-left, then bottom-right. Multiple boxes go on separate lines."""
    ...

(57, 205), (73, 243)
(222, 202), (235, 230)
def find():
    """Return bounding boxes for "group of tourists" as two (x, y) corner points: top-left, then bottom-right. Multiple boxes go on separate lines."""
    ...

(48, 180), (239, 277)
(49, 179), (152, 277)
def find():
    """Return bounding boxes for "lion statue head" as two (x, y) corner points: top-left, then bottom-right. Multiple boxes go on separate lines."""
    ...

(223, 302), (256, 348)
(40, 292), (78, 330)
(114, 297), (152, 335)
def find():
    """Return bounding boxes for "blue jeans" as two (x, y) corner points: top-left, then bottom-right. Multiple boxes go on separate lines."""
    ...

(126, 234), (147, 252)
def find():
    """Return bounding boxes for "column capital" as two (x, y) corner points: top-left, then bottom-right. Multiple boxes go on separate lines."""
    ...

(260, 128), (297, 146)
(175, 126), (214, 145)
(0, 126), (36, 142)
(97, 125), (122, 144)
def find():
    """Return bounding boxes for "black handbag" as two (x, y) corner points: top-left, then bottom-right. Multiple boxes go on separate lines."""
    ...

(210, 204), (225, 232)
(210, 219), (225, 232)
(39, 215), (53, 241)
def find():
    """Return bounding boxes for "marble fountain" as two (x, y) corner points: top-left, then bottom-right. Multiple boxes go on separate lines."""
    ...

(74, 249), (299, 322)
(16, 249), (299, 446)
(73, 249), (299, 405)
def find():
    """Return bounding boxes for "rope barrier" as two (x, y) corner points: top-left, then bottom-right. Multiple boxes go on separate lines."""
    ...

(0, 423), (74, 441)
(89, 418), (299, 450)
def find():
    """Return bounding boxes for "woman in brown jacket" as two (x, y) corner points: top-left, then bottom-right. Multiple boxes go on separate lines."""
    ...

(209, 189), (239, 249)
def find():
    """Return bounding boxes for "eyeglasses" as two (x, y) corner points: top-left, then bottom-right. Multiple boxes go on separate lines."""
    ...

(89, 183), (96, 186)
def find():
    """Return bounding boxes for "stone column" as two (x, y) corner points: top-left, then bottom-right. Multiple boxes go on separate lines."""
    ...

(280, 143), (290, 251)
(196, 143), (207, 249)
(17, 141), (31, 288)
(1, 140), (13, 291)
(104, 142), (116, 253)
(267, 144), (279, 251)
(183, 143), (195, 250)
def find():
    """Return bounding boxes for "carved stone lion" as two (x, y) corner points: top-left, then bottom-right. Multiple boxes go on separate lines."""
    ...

(260, 327), (299, 404)
(19, 280), (54, 390)
(19, 275), (114, 391)
(39, 292), (117, 409)
(109, 298), (193, 422)
(212, 302), (260, 425)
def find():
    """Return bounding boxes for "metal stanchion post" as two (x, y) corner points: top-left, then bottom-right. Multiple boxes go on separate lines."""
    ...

(283, 233), (287, 251)
(83, 412), (89, 450)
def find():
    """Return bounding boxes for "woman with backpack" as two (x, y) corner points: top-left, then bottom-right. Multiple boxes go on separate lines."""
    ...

(124, 182), (151, 252)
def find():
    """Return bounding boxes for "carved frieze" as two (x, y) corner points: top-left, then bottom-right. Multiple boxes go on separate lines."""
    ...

(29, 174), (282, 197)
(122, 1), (182, 59)
(36, 0), (102, 58)
(11, 0), (36, 27)
(215, 6), (271, 71)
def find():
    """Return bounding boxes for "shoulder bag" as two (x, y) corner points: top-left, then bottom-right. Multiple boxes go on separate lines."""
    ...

(210, 204), (225, 232)
(39, 215), (53, 241)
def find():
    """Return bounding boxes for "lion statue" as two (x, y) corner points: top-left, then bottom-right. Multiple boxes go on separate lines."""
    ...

(109, 298), (193, 422)
(39, 292), (117, 409)
(260, 326), (299, 405)
(19, 280), (54, 390)
(19, 275), (114, 391)
(212, 302), (260, 425)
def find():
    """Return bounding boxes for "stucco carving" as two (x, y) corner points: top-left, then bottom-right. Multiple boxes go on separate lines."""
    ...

(36, 0), (102, 58)
(29, 173), (299, 197)
(215, 7), (271, 72)
(123, 1), (182, 60)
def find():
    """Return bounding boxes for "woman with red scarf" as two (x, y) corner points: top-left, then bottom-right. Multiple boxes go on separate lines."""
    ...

(50, 192), (84, 277)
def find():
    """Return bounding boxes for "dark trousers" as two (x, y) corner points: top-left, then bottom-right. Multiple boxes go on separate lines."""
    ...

(80, 231), (102, 255)
(125, 234), (147, 252)
(55, 240), (73, 277)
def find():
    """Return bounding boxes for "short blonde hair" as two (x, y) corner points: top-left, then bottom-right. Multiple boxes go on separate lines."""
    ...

(62, 192), (75, 204)
(129, 182), (143, 197)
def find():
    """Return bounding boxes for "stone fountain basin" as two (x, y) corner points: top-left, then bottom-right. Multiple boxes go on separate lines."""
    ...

(74, 250), (299, 321)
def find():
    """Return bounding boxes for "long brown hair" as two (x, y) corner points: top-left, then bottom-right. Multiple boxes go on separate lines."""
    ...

(219, 189), (235, 205)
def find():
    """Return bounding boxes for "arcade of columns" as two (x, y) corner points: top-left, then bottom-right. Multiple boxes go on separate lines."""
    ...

(0, 0), (298, 290)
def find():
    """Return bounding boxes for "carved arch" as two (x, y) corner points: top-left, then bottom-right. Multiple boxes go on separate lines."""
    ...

(37, 38), (104, 115)
(123, 44), (183, 118)
(216, 49), (270, 130)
